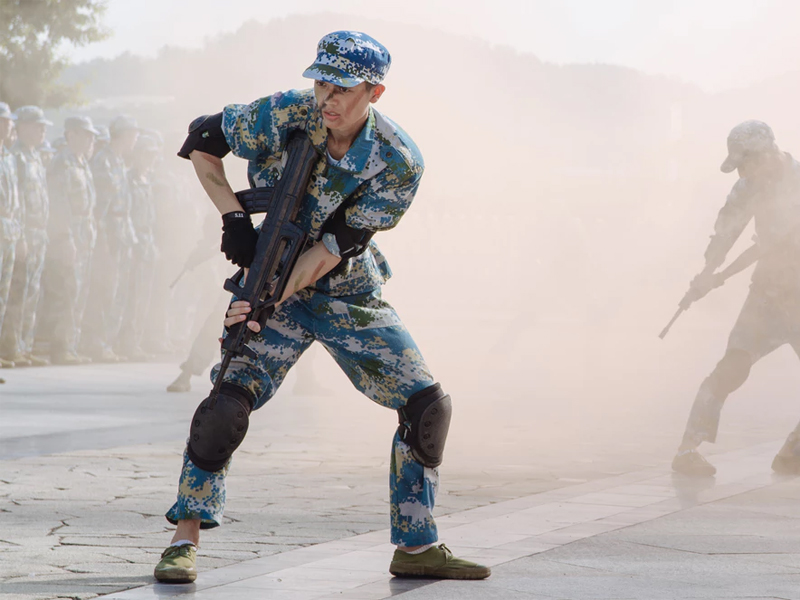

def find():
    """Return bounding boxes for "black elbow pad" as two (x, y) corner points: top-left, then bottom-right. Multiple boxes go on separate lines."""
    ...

(321, 209), (375, 260)
(177, 112), (231, 160)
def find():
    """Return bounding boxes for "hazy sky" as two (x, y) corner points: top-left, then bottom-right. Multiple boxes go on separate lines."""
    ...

(70, 0), (798, 92)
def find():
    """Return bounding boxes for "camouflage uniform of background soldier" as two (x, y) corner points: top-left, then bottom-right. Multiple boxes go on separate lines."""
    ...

(672, 120), (800, 477)
(43, 116), (100, 364)
(153, 31), (490, 584)
(118, 134), (160, 360)
(82, 115), (139, 362)
(0, 103), (20, 369)
(0, 106), (52, 367)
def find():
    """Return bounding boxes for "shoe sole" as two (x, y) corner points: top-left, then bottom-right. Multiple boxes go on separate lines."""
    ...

(389, 565), (491, 580)
(154, 568), (197, 583)
(772, 456), (800, 475)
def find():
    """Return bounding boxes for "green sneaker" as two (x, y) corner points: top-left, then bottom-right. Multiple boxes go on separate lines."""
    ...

(389, 543), (491, 580)
(154, 543), (197, 583)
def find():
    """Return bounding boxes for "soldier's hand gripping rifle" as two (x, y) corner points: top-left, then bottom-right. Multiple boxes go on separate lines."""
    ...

(659, 242), (762, 339)
(208, 132), (319, 406)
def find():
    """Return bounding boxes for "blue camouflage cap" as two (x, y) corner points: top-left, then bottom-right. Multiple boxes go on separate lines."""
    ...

(14, 105), (53, 126)
(721, 120), (776, 173)
(302, 31), (391, 88)
(0, 102), (14, 121)
(64, 115), (101, 136)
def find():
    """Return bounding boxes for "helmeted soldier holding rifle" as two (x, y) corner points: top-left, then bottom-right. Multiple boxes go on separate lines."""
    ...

(154, 31), (490, 583)
(669, 120), (800, 476)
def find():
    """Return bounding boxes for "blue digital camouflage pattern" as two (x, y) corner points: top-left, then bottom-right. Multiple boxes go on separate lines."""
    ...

(1, 142), (49, 356)
(0, 145), (19, 339)
(166, 287), (440, 545)
(721, 120), (777, 173)
(45, 147), (97, 355)
(684, 153), (800, 445)
(119, 168), (158, 353)
(84, 146), (136, 354)
(302, 31), (391, 88)
(222, 88), (424, 296)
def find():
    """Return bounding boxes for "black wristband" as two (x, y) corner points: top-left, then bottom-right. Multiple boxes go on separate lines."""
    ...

(222, 211), (248, 226)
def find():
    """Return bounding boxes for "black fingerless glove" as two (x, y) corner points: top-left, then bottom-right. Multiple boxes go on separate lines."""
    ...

(221, 211), (258, 267)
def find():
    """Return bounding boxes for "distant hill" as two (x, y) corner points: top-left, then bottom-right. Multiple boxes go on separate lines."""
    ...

(60, 13), (702, 180)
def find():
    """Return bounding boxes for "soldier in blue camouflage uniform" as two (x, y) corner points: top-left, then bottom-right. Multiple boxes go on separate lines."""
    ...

(0, 103), (19, 369)
(155, 31), (489, 583)
(673, 121), (800, 476)
(0, 106), (52, 367)
(44, 116), (100, 364)
(118, 134), (159, 360)
(82, 116), (139, 362)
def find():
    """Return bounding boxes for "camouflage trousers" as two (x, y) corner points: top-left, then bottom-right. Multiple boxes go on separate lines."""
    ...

(0, 228), (47, 357)
(118, 246), (156, 353)
(166, 287), (440, 547)
(683, 284), (800, 446)
(0, 219), (18, 336)
(48, 221), (96, 355)
(81, 225), (132, 354)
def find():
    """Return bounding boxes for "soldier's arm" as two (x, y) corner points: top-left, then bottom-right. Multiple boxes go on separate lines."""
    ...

(188, 151), (244, 215)
(699, 179), (753, 275)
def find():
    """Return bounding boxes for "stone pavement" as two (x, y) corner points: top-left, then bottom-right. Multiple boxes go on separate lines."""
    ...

(2, 359), (800, 599)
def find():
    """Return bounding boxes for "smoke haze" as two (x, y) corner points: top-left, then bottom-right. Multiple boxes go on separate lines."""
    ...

(44, 9), (800, 472)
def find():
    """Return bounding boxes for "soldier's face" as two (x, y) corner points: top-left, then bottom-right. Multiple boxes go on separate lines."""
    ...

(314, 80), (384, 134)
(737, 149), (782, 180)
(0, 118), (11, 142)
(114, 129), (139, 155)
(68, 129), (95, 158)
(17, 122), (46, 148)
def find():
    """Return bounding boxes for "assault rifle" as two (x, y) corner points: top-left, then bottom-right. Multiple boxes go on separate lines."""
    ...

(209, 132), (319, 406)
(658, 240), (763, 339)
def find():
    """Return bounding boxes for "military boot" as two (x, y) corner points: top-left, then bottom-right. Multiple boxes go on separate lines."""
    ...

(389, 544), (491, 580)
(26, 354), (51, 367)
(154, 543), (197, 583)
(6, 354), (31, 367)
(51, 351), (82, 366)
(672, 449), (716, 476)
(167, 369), (192, 393)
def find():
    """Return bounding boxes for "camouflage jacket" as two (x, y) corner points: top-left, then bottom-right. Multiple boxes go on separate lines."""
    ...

(222, 88), (424, 296)
(11, 142), (49, 231)
(0, 145), (21, 241)
(129, 169), (157, 262)
(91, 145), (136, 245)
(46, 148), (96, 246)
(705, 152), (800, 290)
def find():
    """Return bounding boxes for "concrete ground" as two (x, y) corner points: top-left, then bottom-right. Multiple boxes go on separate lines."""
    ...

(2, 354), (800, 600)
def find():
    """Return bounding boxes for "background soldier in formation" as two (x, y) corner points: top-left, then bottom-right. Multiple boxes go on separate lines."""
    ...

(43, 116), (100, 364)
(1, 106), (51, 367)
(0, 100), (199, 371)
(118, 134), (159, 360)
(673, 121), (800, 476)
(0, 103), (20, 370)
(83, 115), (139, 362)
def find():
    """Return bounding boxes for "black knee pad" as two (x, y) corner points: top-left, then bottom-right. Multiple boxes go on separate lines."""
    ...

(187, 383), (254, 472)
(397, 383), (452, 468)
(710, 348), (752, 396)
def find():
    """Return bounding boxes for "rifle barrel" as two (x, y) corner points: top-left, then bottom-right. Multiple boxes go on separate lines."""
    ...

(659, 306), (685, 339)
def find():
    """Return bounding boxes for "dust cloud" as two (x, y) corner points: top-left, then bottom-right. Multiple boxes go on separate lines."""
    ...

(48, 11), (800, 471)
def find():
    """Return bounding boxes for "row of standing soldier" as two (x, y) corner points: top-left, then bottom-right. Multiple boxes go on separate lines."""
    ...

(0, 103), (162, 367)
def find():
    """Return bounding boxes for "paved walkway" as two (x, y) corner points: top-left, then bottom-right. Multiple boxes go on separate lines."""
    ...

(3, 361), (800, 599)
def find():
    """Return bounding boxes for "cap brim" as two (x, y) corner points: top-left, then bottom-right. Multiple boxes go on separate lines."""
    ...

(302, 64), (363, 88)
(720, 155), (739, 173)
